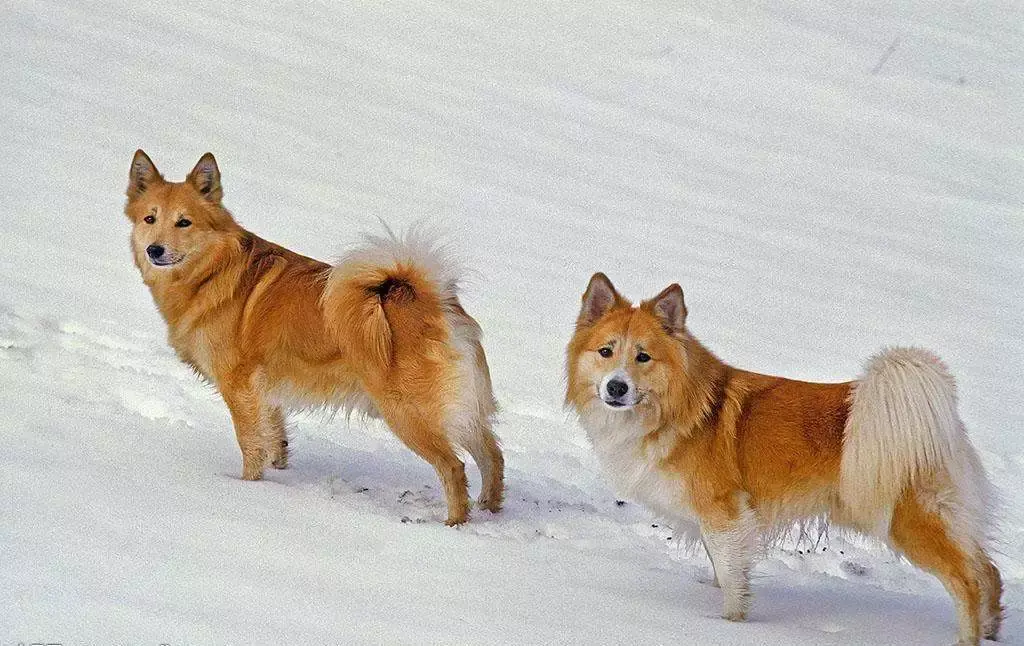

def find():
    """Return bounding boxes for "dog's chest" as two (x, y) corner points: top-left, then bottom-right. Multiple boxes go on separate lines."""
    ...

(170, 329), (216, 382)
(585, 414), (694, 522)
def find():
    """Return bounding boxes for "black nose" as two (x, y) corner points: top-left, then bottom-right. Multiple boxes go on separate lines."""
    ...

(146, 244), (165, 259)
(606, 379), (629, 398)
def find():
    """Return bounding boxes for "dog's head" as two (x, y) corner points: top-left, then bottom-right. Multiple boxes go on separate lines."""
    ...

(566, 273), (690, 426)
(124, 150), (237, 278)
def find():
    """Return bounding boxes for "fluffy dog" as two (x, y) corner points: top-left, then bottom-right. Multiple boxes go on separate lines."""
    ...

(125, 150), (503, 525)
(566, 272), (1002, 644)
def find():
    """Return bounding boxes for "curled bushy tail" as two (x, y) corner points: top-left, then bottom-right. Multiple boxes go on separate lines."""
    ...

(320, 227), (461, 371)
(319, 226), (504, 510)
(839, 347), (992, 532)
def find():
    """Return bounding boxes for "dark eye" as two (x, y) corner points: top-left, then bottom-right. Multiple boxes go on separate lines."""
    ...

(143, 214), (156, 224)
(598, 347), (613, 358)
(175, 218), (192, 228)
(636, 352), (651, 363)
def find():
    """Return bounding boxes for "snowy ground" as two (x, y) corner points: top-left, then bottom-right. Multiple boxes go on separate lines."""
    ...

(1, 1), (1022, 644)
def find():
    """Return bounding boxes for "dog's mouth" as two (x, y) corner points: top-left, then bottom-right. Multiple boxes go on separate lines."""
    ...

(599, 392), (645, 410)
(149, 254), (186, 267)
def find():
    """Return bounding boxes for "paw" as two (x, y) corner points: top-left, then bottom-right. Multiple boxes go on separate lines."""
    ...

(270, 456), (289, 469)
(476, 495), (502, 514)
(241, 468), (264, 481)
(241, 448), (267, 480)
(269, 441), (289, 469)
(722, 596), (749, 622)
(444, 513), (468, 527)
(981, 608), (1003, 642)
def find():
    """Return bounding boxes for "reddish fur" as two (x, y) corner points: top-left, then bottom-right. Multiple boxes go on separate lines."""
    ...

(566, 274), (1002, 642)
(567, 299), (851, 527)
(125, 150), (501, 524)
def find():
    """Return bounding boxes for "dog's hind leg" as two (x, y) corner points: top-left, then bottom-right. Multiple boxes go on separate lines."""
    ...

(978, 551), (1004, 641)
(220, 373), (269, 481)
(889, 491), (983, 645)
(381, 403), (469, 526)
(266, 405), (289, 469)
(700, 495), (758, 622)
(462, 421), (504, 514)
(444, 311), (504, 514)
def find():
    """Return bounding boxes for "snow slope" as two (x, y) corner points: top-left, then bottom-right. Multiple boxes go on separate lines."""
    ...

(1, 1), (1022, 643)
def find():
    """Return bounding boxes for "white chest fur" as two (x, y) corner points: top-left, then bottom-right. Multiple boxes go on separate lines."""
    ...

(582, 408), (697, 530)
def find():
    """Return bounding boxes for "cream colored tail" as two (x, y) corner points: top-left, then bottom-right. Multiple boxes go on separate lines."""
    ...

(839, 347), (993, 535)
(320, 226), (461, 371)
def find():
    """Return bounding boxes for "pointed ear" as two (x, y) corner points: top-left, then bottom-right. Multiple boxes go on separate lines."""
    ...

(187, 152), (223, 203)
(578, 272), (626, 326)
(644, 284), (687, 334)
(127, 149), (162, 200)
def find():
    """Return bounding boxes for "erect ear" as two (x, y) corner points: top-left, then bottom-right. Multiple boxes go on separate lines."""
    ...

(578, 272), (627, 327)
(643, 283), (687, 334)
(187, 152), (223, 203)
(127, 149), (162, 200)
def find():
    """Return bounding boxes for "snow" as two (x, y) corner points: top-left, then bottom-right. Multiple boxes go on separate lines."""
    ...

(1, 1), (1022, 643)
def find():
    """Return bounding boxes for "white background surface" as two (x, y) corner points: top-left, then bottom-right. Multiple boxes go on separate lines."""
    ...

(1, 1), (1021, 643)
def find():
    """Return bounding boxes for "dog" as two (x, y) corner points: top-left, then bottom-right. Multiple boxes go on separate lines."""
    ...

(565, 272), (1002, 644)
(124, 150), (503, 525)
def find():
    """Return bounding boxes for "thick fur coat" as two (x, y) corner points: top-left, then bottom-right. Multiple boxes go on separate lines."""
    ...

(125, 150), (503, 525)
(566, 272), (1001, 644)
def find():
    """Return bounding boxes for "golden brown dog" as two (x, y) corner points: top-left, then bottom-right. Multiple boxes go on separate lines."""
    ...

(125, 150), (503, 525)
(566, 272), (1002, 644)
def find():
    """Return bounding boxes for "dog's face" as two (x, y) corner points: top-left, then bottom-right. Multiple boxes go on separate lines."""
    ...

(124, 150), (234, 278)
(566, 273), (689, 424)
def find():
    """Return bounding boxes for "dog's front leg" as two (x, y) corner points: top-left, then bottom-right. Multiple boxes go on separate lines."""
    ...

(220, 374), (268, 481)
(266, 405), (289, 470)
(700, 497), (758, 621)
(701, 537), (721, 588)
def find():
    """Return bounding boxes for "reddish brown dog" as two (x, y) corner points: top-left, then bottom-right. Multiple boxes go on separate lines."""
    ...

(125, 150), (503, 524)
(566, 272), (1001, 644)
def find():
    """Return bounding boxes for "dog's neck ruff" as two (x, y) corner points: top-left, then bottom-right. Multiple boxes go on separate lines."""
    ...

(579, 402), (696, 527)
